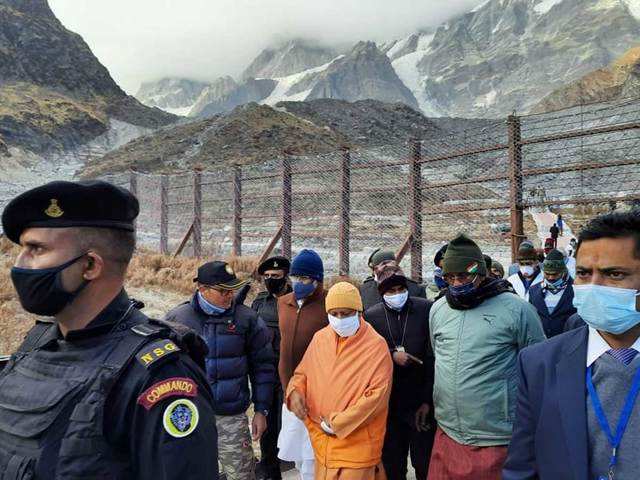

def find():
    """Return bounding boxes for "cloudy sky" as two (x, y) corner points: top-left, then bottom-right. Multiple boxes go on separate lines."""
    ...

(49, 0), (483, 95)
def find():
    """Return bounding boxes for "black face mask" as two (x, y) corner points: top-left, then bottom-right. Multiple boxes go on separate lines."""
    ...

(11, 253), (89, 316)
(264, 277), (287, 295)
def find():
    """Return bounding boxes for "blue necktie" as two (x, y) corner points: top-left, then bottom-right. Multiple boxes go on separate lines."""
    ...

(607, 348), (639, 366)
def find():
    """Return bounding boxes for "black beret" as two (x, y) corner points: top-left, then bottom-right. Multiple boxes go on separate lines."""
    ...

(2, 180), (139, 244)
(258, 256), (290, 275)
(434, 243), (448, 266)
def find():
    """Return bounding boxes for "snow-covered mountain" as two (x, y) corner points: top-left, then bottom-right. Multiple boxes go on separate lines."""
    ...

(136, 0), (640, 119)
(136, 78), (209, 116)
(241, 40), (337, 80)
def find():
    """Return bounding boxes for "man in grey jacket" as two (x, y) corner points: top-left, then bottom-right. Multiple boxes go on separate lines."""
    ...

(427, 234), (545, 480)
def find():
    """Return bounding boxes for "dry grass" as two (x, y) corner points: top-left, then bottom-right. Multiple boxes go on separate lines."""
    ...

(0, 237), (362, 355)
(0, 238), (264, 354)
(0, 238), (34, 354)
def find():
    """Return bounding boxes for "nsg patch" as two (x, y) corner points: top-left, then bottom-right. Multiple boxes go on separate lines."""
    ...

(163, 399), (199, 438)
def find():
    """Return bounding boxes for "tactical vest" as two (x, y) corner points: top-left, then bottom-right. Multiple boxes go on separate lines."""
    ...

(0, 307), (202, 480)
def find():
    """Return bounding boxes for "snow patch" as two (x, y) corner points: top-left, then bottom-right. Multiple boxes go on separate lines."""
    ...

(591, 0), (623, 11)
(474, 89), (498, 108)
(623, 0), (640, 18)
(260, 56), (344, 105)
(390, 33), (438, 116)
(386, 36), (412, 58)
(471, 0), (492, 13)
(534, 0), (564, 15)
(164, 106), (193, 117)
(392, 52), (440, 117)
(417, 33), (435, 51)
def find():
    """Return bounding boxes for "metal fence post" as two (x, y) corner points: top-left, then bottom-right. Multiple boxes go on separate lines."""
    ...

(409, 140), (423, 283)
(233, 165), (242, 257)
(282, 152), (292, 259)
(193, 167), (203, 257)
(508, 115), (524, 263)
(339, 147), (351, 275)
(160, 174), (169, 254)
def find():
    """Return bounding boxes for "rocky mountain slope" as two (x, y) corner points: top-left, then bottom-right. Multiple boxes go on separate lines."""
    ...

(79, 98), (494, 177)
(80, 102), (346, 177)
(190, 78), (277, 117)
(0, 0), (176, 154)
(137, 0), (640, 119)
(531, 45), (640, 113)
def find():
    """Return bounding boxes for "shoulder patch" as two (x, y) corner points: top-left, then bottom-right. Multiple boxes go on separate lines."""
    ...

(163, 398), (199, 438)
(137, 377), (198, 410)
(136, 339), (181, 368)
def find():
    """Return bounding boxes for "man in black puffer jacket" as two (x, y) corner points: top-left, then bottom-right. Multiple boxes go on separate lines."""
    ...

(166, 261), (275, 480)
(364, 267), (435, 480)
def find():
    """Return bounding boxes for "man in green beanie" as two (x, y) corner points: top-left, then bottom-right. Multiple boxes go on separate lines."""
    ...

(490, 260), (505, 279)
(360, 248), (426, 310)
(427, 234), (545, 480)
(527, 249), (577, 338)
(507, 241), (544, 300)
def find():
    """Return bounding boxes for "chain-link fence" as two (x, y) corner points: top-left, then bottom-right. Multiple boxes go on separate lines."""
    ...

(100, 96), (639, 281)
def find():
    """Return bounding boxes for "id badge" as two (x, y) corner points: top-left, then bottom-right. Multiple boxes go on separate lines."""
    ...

(396, 346), (405, 353)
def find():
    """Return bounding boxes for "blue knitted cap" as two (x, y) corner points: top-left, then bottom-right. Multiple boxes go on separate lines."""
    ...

(291, 249), (324, 281)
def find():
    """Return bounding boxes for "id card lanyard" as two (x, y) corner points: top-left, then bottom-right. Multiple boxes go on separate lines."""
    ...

(586, 365), (640, 480)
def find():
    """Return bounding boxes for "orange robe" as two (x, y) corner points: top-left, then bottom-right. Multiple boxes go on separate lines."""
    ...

(287, 320), (393, 479)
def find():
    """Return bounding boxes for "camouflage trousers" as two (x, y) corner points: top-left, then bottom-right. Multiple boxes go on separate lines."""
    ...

(217, 413), (256, 480)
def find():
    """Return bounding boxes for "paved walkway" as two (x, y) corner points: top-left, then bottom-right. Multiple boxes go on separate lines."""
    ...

(531, 210), (574, 252)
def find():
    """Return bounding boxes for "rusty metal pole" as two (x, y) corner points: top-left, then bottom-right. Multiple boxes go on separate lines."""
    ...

(233, 165), (242, 256)
(193, 167), (203, 257)
(282, 153), (292, 259)
(339, 148), (351, 275)
(508, 115), (524, 263)
(160, 174), (169, 254)
(409, 140), (423, 283)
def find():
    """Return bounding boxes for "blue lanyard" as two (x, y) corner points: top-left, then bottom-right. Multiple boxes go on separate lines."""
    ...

(586, 364), (640, 480)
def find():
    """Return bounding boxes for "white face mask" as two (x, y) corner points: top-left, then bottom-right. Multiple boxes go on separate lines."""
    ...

(384, 290), (409, 310)
(520, 265), (535, 277)
(328, 313), (361, 337)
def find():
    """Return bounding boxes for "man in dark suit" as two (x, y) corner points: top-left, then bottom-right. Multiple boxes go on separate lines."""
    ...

(504, 210), (640, 480)
(528, 249), (577, 338)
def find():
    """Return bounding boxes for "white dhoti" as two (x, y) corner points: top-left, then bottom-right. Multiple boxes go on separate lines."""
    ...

(278, 404), (315, 479)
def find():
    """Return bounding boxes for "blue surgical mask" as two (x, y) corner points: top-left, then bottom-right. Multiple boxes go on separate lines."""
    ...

(328, 313), (360, 337)
(434, 267), (448, 290)
(197, 291), (227, 315)
(384, 290), (409, 311)
(449, 278), (477, 297)
(293, 280), (317, 301)
(573, 284), (640, 335)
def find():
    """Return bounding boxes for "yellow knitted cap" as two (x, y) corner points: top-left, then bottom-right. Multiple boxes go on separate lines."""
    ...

(325, 282), (363, 313)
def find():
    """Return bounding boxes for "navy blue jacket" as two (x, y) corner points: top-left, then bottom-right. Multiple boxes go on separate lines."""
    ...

(564, 312), (586, 331)
(528, 278), (576, 338)
(503, 326), (590, 480)
(165, 293), (275, 416)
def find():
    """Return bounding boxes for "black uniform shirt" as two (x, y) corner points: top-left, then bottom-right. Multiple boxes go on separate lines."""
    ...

(64, 291), (219, 479)
(250, 286), (291, 358)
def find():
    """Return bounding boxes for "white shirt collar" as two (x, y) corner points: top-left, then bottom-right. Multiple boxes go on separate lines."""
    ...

(586, 326), (640, 367)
